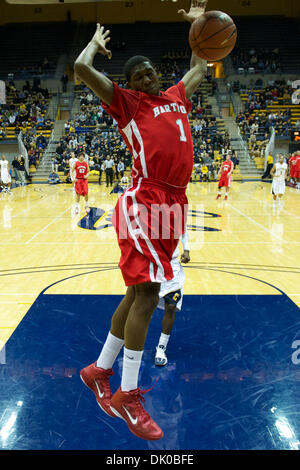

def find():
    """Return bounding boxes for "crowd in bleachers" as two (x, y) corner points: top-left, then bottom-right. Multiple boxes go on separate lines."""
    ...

(0, 79), (53, 169)
(232, 47), (281, 74)
(233, 78), (299, 161)
(15, 56), (55, 80)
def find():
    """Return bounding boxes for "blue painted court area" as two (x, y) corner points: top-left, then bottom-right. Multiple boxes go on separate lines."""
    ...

(0, 294), (299, 450)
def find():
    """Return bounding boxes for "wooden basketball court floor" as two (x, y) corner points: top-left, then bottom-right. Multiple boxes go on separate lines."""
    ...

(0, 179), (299, 451)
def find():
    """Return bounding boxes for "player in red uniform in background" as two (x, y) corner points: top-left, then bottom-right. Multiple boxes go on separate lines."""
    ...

(216, 154), (234, 200)
(296, 150), (300, 189)
(75, 0), (208, 441)
(73, 152), (90, 214)
(289, 153), (297, 185)
(289, 151), (300, 188)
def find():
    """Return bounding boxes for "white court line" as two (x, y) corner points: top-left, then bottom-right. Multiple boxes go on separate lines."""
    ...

(25, 206), (73, 244)
(227, 203), (285, 242)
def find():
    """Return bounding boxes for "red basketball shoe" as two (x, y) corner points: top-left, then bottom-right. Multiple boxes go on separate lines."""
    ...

(110, 387), (163, 441)
(224, 195), (228, 200)
(80, 362), (116, 417)
(216, 194), (221, 200)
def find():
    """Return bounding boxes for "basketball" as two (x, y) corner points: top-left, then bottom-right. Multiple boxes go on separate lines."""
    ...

(189, 11), (237, 61)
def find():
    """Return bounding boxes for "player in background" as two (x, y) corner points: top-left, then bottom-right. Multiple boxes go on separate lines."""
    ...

(155, 231), (190, 367)
(288, 152), (297, 186)
(216, 153), (234, 200)
(75, 0), (208, 441)
(0, 155), (12, 194)
(290, 150), (300, 189)
(69, 151), (78, 194)
(73, 152), (90, 214)
(270, 154), (288, 203)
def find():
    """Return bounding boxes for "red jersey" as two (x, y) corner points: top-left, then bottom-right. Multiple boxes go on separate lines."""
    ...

(102, 81), (194, 187)
(75, 160), (88, 179)
(289, 155), (297, 167)
(296, 155), (300, 170)
(221, 160), (233, 175)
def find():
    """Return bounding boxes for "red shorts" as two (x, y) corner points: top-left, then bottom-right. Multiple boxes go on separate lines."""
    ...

(75, 178), (88, 196)
(112, 177), (188, 286)
(218, 173), (231, 188)
(294, 170), (300, 179)
(290, 167), (296, 178)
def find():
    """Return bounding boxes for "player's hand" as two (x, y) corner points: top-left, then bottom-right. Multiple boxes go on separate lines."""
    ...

(178, 0), (208, 24)
(91, 23), (112, 59)
(181, 250), (191, 264)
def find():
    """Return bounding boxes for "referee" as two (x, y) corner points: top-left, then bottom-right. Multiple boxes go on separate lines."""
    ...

(104, 156), (114, 187)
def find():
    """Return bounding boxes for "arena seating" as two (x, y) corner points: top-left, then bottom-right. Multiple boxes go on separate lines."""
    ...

(0, 81), (54, 172)
(230, 16), (300, 74)
(0, 22), (76, 80)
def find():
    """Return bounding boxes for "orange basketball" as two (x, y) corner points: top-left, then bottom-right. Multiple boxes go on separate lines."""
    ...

(189, 11), (237, 61)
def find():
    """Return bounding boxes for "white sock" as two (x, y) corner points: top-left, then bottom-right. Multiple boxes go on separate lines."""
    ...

(85, 201), (89, 208)
(96, 331), (124, 370)
(158, 332), (170, 350)
(225, 192), (228, 196)
(121, 347), (143, 392)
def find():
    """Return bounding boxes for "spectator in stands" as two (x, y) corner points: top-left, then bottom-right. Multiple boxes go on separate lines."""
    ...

(51, 156), (59, 173)
(48, 171), (60, 184)
(200, 163), (209, 181)
(208, 160), (217, 181)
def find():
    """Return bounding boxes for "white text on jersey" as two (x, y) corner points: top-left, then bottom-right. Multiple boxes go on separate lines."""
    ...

(153, 103), (187, 119)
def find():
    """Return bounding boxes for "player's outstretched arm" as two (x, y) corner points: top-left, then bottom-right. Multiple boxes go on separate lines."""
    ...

(179, 1), (208, 99)
(74, 24), (114, 106)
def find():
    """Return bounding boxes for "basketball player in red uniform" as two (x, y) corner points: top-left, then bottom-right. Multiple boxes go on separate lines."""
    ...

(289, 153), (297, 185)
(290, 151), (300, 188)
(75, 0), (208, 441)
(73, 152), (90, 214)
(296, 151), (300, 189)
(216, 154), (234, 200)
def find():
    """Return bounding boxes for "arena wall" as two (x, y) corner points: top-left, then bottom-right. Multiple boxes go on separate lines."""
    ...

(0, 0), (299, 26)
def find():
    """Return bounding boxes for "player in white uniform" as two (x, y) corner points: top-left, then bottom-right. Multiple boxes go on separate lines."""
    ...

(0, 155), (12, 193)
(68, 151), (78, 194)
(270, 155), (288, 202)
(154, 231), (190, 366)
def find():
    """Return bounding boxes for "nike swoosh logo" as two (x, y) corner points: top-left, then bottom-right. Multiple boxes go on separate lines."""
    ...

(123, 406), (138, 425)
(94, 380), (104, 398)
(125, 355), (134, 360)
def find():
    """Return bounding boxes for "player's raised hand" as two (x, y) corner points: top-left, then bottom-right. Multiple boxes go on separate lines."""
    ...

(91, 23), (112, 59)
(178, 0), (208, 23)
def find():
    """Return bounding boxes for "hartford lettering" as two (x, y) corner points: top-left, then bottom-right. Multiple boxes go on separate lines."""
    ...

(153, 103), (187, 118)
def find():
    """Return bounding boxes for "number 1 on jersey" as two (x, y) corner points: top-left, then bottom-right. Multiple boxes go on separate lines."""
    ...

(176, 119), (187, 142)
